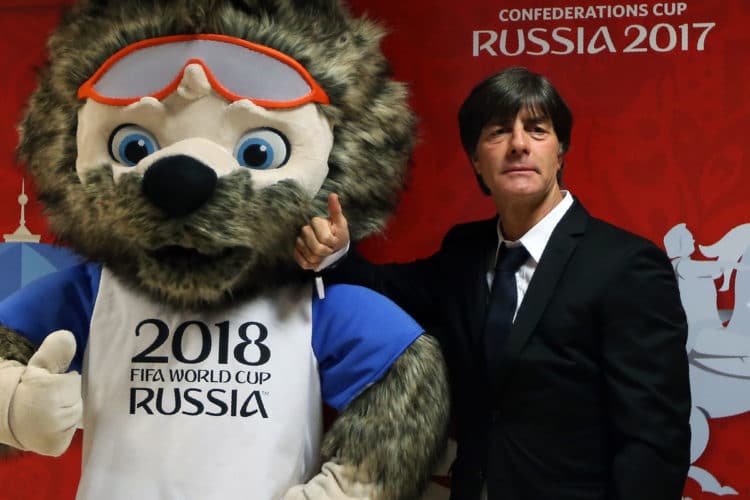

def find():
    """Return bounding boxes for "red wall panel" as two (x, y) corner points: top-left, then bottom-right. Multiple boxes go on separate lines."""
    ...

(1, 1), (749, 498)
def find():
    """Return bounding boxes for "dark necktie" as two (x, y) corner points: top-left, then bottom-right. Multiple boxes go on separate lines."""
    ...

(482, 243), (529, 366)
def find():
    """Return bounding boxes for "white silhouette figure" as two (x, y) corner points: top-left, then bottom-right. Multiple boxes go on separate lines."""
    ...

(664, 223), (750, 496)
(699, 224), (750, 295)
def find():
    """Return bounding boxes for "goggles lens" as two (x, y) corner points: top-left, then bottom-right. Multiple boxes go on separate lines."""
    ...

(78, 34), (329, 108)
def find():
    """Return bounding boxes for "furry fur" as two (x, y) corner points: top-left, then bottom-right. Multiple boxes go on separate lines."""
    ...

(321, 335), (450, 500)
(0, 327), (35, 365)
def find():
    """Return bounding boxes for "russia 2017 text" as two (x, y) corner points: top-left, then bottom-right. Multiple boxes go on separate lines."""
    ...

(473, 22), (716, 56)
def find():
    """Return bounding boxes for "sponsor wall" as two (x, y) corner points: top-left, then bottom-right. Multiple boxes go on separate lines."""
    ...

(0, 1), (748, 498)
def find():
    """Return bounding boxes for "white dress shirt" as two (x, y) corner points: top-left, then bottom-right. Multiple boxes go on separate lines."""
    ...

(489, 190), (574, 321)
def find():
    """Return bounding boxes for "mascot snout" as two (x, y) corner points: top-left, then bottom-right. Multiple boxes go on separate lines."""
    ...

(142, 155), (218, 217)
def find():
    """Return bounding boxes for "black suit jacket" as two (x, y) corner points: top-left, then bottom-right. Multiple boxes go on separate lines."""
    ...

(326, 199), (691, 500)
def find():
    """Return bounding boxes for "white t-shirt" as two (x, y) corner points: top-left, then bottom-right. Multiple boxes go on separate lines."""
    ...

(0, 264), (423, 500)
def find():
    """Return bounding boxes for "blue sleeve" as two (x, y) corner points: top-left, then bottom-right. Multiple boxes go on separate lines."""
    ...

(312, 284), (424, 411)
(0, 263), (101, 372)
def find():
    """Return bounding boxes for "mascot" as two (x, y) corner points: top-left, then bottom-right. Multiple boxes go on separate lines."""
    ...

(0, 1), (450, 499)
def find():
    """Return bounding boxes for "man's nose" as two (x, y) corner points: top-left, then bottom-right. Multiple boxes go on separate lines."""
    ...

(509, 127), (528, 154)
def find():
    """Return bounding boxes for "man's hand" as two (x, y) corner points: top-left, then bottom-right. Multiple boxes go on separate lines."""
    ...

(295, 193), (350, 270)
(0, 330), (82, 456)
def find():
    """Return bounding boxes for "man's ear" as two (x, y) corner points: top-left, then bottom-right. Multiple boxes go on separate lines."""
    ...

(470, 153), (479, 171)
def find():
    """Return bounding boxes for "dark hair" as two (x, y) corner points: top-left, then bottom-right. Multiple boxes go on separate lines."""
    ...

(457, 67), (573, 191)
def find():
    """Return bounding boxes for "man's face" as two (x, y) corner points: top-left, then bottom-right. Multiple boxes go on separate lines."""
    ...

(472, 107), (562, 207)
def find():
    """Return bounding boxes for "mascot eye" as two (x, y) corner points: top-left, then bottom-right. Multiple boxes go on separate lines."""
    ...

(109, 125), (160, 166)
(234, 128), (290, 170)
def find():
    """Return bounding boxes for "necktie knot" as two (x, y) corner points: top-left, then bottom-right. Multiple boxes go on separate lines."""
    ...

(496, 243), (529, 272)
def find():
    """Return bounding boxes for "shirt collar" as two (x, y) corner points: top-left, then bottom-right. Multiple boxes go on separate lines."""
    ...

(496, 190), (574, 263)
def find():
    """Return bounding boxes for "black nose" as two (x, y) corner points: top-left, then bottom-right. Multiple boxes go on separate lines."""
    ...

(142, 155), (218, 217)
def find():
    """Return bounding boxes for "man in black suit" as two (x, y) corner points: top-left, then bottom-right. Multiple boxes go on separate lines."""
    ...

(295, 67), (691, 500)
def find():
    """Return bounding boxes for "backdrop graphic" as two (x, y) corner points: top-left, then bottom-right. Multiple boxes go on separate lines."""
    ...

(0, 1), (748, 498)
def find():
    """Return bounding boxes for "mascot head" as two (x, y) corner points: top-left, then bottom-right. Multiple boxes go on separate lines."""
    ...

(18, 0), (415, 307)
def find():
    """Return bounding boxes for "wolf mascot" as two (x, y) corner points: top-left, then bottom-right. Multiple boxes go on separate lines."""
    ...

(0, 1), (449, 498)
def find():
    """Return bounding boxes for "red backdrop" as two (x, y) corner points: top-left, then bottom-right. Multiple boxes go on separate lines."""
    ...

(1, 1), (749, 499)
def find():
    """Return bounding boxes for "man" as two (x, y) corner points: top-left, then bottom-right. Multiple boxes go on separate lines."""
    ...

(295, 67), (691, 500)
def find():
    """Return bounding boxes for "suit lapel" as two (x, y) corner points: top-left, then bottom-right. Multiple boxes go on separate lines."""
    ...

(491, 199), (589, 393)
(469, 217), (500, 355)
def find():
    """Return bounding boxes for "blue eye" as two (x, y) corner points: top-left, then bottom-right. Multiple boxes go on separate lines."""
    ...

(109, 125), (159, 166)
(234, 128), (290, 170)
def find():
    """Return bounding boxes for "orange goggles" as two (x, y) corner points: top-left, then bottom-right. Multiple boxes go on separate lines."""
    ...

(78, 34), (330, 108)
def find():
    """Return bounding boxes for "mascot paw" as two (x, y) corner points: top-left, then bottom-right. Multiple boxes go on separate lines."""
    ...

(2, 330), (81, 456)
(283, 462), (376, 500)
